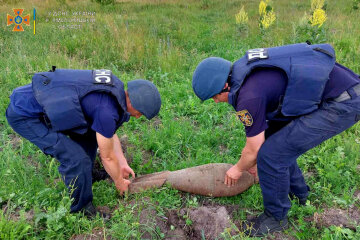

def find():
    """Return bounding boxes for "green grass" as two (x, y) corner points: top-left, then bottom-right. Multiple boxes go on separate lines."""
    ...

(1, 0), (360, 239)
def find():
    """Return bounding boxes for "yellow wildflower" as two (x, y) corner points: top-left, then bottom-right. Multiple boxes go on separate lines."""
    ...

(259, 1), (267, 16)
(260, 10), (276, 29)
(235, 6), (249, 25)
(311, 0), (325, 11)
(310, 8), (327, 27)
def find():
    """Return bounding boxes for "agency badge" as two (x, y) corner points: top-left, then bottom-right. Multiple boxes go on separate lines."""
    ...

(236, 110), (253, 127)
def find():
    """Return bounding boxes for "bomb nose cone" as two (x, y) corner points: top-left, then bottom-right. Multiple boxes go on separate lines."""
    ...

(129, 171), (170, 193)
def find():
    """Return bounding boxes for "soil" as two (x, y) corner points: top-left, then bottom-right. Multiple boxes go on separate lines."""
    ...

(354, 190), (360, 202)
(313, 206), (360, 230)
(119, 134), (133, 163)
(9, 133), (21, 149)
(139, 206), (168, 239)
(128, 195), (236, 240)
(219, 144), (229, 155)
(166, 206), (234, 240)
(27, 155), (41, 170)
(266, 232), (297, 240)
(2, 205), (34, 222)
(96, 206), (112, 217)
(151, 117), (162, 129)
(303, 170), (316, 179)
(70, 228), (111, 240)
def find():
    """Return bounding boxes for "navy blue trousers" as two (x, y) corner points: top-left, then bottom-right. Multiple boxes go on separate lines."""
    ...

(258, 88), (360, 220)
(6, 105), (98, 212)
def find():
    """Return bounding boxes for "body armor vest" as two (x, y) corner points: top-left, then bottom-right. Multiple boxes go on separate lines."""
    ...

(32, 69), (129, 134)
(229, 43), (336, 117)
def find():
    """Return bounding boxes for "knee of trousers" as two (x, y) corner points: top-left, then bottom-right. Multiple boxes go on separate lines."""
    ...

(257, 141), (276, 171)
(58, 156), (93, 177)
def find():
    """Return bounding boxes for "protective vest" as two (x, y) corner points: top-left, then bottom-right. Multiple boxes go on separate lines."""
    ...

(32, 69), (129, 134)
(228, 43), (336, 117)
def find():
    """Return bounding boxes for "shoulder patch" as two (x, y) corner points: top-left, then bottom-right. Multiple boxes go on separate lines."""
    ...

(93, 69), (113, 85)
(247, 48), (269, 62)
(236, 110), (253, 127)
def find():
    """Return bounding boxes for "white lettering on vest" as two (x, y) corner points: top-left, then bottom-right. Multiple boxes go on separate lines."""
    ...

(247, 48), (269, 62)
(93, 69), (112, 84)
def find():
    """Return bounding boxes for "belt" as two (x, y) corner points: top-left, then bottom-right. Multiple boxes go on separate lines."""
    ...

(333, 83), (360, 102)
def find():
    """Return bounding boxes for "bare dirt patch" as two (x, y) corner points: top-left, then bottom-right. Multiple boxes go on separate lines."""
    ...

(166, 206), (234, 240)
(126, 196), (236, 240)
(139, 205), (168, 239)
(313, 206), (360, 230)
(119, 134), (133, 163)
(2, 206), (34, 222)
(70, 228), (111, 240)
(219, 144), (229, 155)
(9, 133), (21, 149)
(303, 170), (316, 179)
(354, 190), (360, 202)
(26, 155), (41, 170)
(151, 117), (162, 129)
(96, 206), (112, 217)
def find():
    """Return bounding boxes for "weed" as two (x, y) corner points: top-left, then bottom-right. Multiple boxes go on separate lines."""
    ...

(0, 0), (359, 238)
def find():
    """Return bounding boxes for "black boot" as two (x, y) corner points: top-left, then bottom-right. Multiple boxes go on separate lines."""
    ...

(83, 202), (110, 220)
(242, 210), (288, 237)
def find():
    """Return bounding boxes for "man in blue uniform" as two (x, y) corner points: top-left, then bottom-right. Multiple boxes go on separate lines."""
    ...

(192, 43), (360, 236)
(6, 68), (161, 219)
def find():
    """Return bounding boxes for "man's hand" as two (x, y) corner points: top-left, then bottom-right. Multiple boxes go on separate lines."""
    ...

(115, 178), (131, 195)
(227, 132), (264, 186)
(120, 165), (135, 179)
(248, 164), (259, 183)
(247, 164), (257, 178)
(225, 164), (243, 187)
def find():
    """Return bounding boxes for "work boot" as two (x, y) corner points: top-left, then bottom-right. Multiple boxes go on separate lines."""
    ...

(242, 210), (288, 237)
(83, 202), (110, 220)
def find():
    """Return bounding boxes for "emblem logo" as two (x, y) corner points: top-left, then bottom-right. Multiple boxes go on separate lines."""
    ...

(7, 9), (30, 32)
(236, 110), (253, 127)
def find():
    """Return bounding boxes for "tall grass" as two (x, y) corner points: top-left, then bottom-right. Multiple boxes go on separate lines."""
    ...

(0, 0), (359, 238)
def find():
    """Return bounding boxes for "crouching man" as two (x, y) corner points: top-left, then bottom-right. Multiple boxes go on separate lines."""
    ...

(192, 43), (360, 236)
(6, 68), (161, 218)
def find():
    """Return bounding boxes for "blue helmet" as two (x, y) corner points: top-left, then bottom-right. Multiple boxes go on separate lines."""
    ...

(192, 57), (232, 101)
(127, 79), (161, 120)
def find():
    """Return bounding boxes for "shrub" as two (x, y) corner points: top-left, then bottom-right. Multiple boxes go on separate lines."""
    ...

(259, 0), (276, 30)
(235, 6), (249, 32)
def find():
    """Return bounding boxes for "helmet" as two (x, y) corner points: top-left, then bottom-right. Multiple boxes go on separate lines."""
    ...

(127, 79), (161, 120)
(192, 57), (232, 101)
